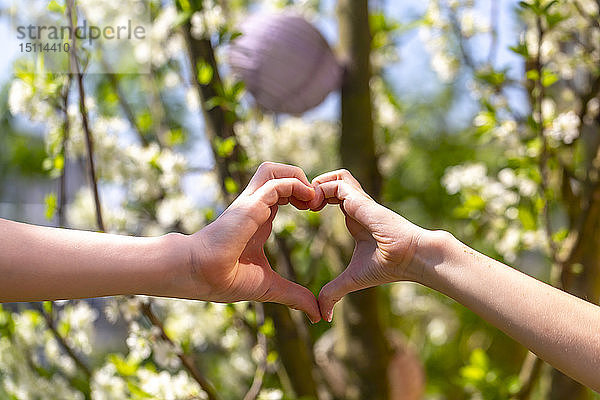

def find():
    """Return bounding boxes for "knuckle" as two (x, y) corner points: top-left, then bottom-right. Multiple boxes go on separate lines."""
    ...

(257, 161), (275, 171)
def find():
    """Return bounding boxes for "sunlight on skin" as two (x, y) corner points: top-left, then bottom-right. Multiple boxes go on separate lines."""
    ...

(309, 169), (600, 392)
(0, 162), (321, 323)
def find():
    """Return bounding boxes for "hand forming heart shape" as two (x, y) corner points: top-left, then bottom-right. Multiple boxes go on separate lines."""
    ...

(176, 162), (427, 323)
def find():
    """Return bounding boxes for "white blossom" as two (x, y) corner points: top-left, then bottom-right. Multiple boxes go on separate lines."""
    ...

(546, 111), (581, 144)
(126, 322), (153, 362)
(191, 1), (226, 39)
(495, 226), (521, 262)
(427, 318), (448, 346)
(138, 369), (205, 400)
(8, 79), (33, 116)
(258, 388), (284, 400)
(91, 363), (128, 400)
(442, 163), (488, 195)
(59, 302), (98, 355)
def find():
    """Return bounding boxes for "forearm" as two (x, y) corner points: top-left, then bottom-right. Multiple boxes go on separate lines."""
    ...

(416, 231), (600, 391)
(0, 218), (184, 302)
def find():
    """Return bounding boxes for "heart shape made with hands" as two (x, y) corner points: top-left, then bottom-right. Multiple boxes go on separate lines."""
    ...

(194, 163), (422, 324)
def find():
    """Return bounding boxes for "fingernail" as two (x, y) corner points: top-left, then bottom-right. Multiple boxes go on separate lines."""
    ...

(327, 311), (333, 323)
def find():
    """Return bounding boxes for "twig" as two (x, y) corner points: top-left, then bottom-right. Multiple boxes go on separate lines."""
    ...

(532, 15), (559, 262)
(573, 0), (600, 29)
(178, 9), (321, 395)
(515, 15), (556, 394)
(487, 0), (500, 66)
(57, 76), (72, 227)
(577, 73), (600, 123)
(66, 0), (105, 232)
(101, 60), (149, 146)
(65, 5), (219, 397)
(243, 303), (267, 400)
(32, 303), (92, 379)
(447, 6), (476, 70)
(140, 302), (220, 400)
(513, 352), (544, 400)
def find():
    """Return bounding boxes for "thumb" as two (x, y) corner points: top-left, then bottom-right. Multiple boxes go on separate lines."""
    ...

(317, 268), (357, 323)
(262, 273), (322, 324)
(318, 246), (378, 322)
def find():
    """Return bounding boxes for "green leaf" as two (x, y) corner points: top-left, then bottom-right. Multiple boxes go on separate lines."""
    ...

(464, 194), (486, 211)
(136, 111), (153, 132)
(54, 154), (65, 171)
(518, 1), (531, 9)
(230, 81), (245, 99)
(306, 211), (321, 227)
(224, 177), (238, 194)
(470, 348), (489, 369)
(229, 31), (243, 41)
(541, 69), (558, 87)
(570, 263), (584, 275)
(205, 96), (225, 110)
(127, 381), (152, 398)
(476, 69), (506, 86)
(203, 208), (216, 222)
(266, 350), (278, 364)
(518, 206), (537, 230)
(543, 0), (558, 12)
(47, 0), (65, 13)
(509, 43), (528, 57)
(214, 137), (236, 158)
(43, 301), (53, 314)
(166, 129), (186, 146)
(44, 193), (58, 221)
(546, 12), (567, 28)
(175, 0), (192, 13)
(197, 61), (213, 85)
(526, 69), (540, 81)
(108, 354), (139, 377)
(552, 228), (569, 243)
(259, 318), (275, 337)
(461, 365), (486, 381)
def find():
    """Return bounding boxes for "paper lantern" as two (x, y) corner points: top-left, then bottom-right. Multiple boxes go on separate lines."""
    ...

(228, 12), (343, 115)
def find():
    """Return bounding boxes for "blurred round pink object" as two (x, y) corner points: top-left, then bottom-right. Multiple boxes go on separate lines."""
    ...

(228, 12), (343, 115)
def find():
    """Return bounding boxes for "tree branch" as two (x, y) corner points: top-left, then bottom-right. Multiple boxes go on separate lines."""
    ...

(57, 76), (72, 227)
(67, 0), (105, 232)
(140, 302), (220, 400)
(33, 303), (92, 379)
(178, 7), (321, 396)
(100, 60), (149, 146)
(514, 352), (544, 400)
(243, 303), (267, 400)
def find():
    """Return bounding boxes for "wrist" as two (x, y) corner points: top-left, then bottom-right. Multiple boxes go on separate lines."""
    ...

(411, 229), (457, 287)
(146, 232), (193, 298)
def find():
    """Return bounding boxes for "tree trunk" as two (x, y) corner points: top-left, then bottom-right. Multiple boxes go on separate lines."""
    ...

(551, 128), (600, 399)
(551, 219), (600, 399)
(264, 303), (319, 398)
(336, 0), (390, 398)
(180, 7), (320, 397)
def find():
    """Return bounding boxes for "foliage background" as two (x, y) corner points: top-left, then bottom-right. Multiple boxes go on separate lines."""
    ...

(0, 0), (599, 399)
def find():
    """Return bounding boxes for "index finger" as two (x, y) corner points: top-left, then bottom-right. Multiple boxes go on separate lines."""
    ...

(311, 180), (383, 230)
(311, 169), (363, 189)
(246, 162), (311, 193)
(309, 169), (367, 210)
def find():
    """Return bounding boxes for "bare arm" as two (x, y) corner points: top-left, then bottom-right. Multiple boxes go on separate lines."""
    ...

(0, 218), (174, 302)
(418, 231), (600, 392)
(0, 162), (321, 323)
(310, 169), (600, 391)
